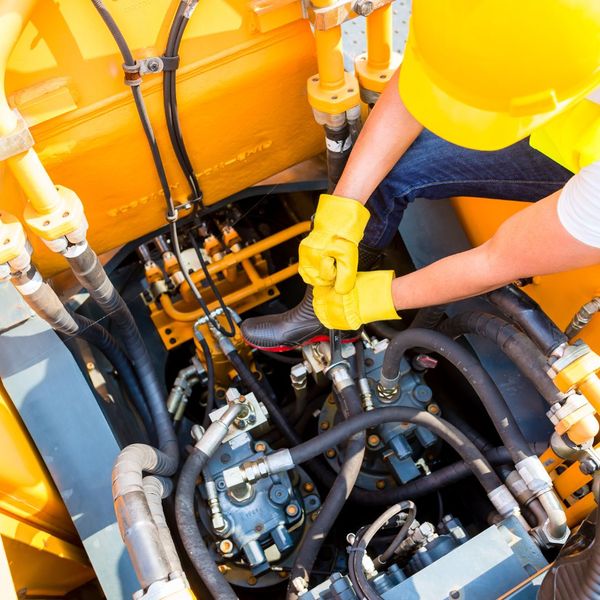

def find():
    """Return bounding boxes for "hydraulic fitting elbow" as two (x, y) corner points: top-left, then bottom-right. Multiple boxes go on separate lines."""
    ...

(222, 449), (294, 490)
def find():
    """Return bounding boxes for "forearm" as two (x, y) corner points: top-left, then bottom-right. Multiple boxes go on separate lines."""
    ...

(334, 68), (423, 203)
(391, 191), (600, 310)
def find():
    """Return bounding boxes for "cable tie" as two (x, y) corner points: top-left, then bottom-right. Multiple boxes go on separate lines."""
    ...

(347, 546), (366, 555)
(161, 55), (180, 71)
(166, 208), (179, 223)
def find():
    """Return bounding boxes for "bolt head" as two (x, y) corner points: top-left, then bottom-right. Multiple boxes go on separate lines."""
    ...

(376, 479), (386, 490)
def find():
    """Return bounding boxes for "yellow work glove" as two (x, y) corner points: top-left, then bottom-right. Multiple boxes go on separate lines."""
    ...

(298, 194), (370, 294)
(313, 270), (400, 330)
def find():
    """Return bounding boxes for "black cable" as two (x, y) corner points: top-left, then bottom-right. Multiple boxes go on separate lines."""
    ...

(193, 327), (216, 429)
(90, 0), (235, 338)
(187, 231), (236, 337)
(163, 2), (202, 202)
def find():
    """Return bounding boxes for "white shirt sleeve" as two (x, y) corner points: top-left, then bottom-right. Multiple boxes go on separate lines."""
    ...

(557, 160), (600, 248)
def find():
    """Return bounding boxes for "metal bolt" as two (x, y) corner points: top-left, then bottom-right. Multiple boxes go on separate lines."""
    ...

(279, 570), (288, 579)
(217, 564), (230, 574)
(376, 479), (386, 490)
(326, 448), (337, 459)
(286, 504), (299, 517)
(320, 421), (330, 431)
(42, 220), (50, 227)
(310, 512), (319, 521)
(255, 442), (266, 453)
(354, 0), (374, 16)
(427, 403), (440, 415)
(303, 482), (314, 493)
(247, 576), (257, 586)
(86, 361), (95, 371)
(580, 458), (598, 475)
(449, 591), (461, 599)
(367, 434), (380, 448)
(255, 523), (264, 533)
(219, 539), (233, 554)
(62, 211), (70, 218)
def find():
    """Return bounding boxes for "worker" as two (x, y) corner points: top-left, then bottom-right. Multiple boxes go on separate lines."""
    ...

(241, 0), (600, 351)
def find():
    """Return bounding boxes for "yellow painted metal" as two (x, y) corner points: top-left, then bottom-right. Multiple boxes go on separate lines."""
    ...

(1, 512), (93, 597)
(355, 4), (401, 94)
(452, 196), (600, 357)
(149, 222), (310, 349)
(306, 0), (359, 115)
(0, 211), (26, 264)
(0, 381), (93, 595)
(1, 0), (323, 276)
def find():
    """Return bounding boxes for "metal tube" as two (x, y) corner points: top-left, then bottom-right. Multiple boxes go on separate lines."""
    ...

(314, 27), (345, 90)
(366, 5), (393, 70)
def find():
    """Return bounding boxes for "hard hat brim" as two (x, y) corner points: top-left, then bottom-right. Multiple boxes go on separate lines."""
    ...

(398, 40), (599, 152)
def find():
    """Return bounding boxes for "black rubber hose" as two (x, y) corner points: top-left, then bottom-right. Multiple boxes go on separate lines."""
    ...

(487, 285), (568, 357)
(366, 320), (402, 340)
(175, 447), (238, 600)
(163, 2), (202, 201)
(324, 123), (352, 191)
(375, 501), (416, 567)
(410, 305), (447, 330)
(72, 314), (155, 438)
(439, 311), (563, 406)
(289, 407), (503, 494)
(66, 246), (178, 469)
(194, 330), (216, 429)
(380, 328), (532, 464)
(348, 503), (413, 600)
(287, 383), (365, 599)
(226, 347), (301, 445)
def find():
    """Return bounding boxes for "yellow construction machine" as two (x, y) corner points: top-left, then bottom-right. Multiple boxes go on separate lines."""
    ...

(2, 1), (600, 599)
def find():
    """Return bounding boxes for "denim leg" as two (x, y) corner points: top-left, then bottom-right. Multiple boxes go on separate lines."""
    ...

(363, 129), (574, 249)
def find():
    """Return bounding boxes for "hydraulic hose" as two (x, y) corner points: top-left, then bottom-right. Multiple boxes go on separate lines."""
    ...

(374, 500), (416, 567)
(439, 311), (563, 406)
(268, 407), (504, 497)
(11, 268), (79, 335)
(487, 284), (568, 357)
(175, 404), (243, 600)
(143, 476), (182, 575)
(348, 502), (414, 600)
(66, 245), (178, 469)
(410, 305), (447, 330)
(193, 329), (216, 429)
(288, 381), (365, 599)
(380, 328), (532, 465)
(113, 444), (185, 589)
(71, 313), (155, 438)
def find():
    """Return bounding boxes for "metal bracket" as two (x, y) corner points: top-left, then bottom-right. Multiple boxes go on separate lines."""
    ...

(0, 110), (34, 161)
(123, 56), (181, 86)
(304, 0), (393, 30)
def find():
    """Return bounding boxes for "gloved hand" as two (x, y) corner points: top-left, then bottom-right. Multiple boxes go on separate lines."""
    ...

(298, 194), (370, 294)
(312, 270), (400, 330)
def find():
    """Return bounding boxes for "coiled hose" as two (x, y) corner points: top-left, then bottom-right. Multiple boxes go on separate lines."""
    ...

(380, 328), (532, 466)
(439, 311), (563, 405)
(66, 246), (178, 468)
(287, 381), (365, 599)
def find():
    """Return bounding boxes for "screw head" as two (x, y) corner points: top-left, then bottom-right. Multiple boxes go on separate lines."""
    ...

(219, 539), (233, 554)
(286, 503), (299, 517)
(320, 421), (330, 431)
(247, 576), (257, 586)
(255, 442), (266, 453)
(303, 482), (314, 493)
(367, 434), (380, 448)
(376, 479), (386, 490)
(326, 448), (337, 459)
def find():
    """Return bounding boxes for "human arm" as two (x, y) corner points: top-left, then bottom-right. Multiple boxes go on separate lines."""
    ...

(334, 68), (424, 203)
(390, 189), (600, 310)
(299, 68), (423, 293)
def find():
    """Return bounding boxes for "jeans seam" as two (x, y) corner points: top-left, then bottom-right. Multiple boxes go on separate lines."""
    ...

(400, 178), (568, 197)
(368, 178), (568, 247)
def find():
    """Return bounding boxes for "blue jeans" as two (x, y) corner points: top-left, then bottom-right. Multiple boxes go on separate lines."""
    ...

(362, 129), (574, 249)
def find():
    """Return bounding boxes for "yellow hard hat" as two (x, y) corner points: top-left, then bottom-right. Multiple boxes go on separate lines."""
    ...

(399, 0), (600, 151)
